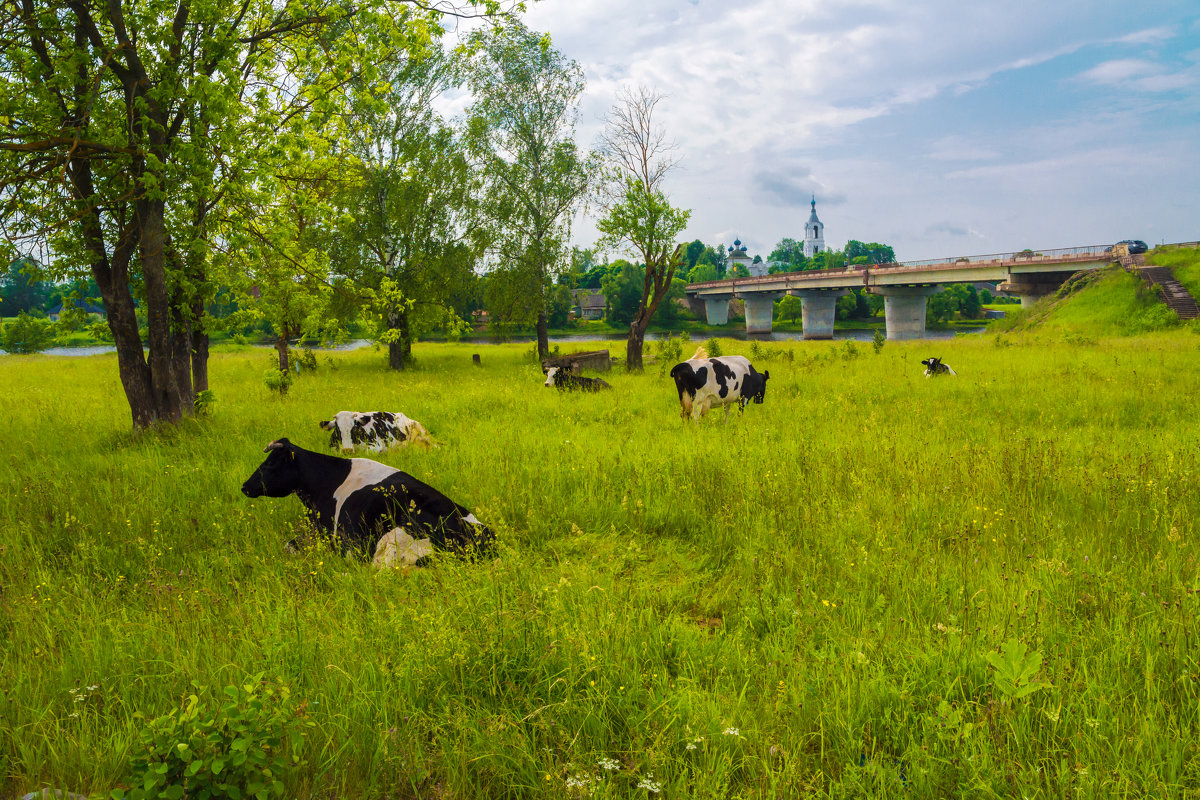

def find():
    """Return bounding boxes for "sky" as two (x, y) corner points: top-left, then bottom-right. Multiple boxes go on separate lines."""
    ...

(460, 0), (1200, 262)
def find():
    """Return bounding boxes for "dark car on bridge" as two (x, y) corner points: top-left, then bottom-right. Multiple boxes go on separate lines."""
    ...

(1106, 239), (1148, 255)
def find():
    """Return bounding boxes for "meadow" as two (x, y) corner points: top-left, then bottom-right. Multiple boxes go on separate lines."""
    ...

(1, 330), (1198, 799)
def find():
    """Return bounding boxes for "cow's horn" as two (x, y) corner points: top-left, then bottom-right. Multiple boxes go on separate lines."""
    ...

(264, 439), (285, 452)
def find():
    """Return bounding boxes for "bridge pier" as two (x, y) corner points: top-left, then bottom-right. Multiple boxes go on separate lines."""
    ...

(997, 279), (1059, 308)
(742, 293), (783, 334)
(791, 289), (849, 339)
(703, 296), (732, 325)
(871, 285), (940, 340)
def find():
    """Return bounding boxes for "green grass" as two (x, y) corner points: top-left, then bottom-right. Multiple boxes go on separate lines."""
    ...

(2, 332), (1199, 798)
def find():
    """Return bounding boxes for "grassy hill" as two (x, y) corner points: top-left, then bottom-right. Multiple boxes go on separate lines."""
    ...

(992, 246), (1200, 338)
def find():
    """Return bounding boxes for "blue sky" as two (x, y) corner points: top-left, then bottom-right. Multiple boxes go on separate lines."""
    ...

(503, 0), (1199, 261)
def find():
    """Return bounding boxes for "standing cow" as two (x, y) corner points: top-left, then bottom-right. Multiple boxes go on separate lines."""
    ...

(319, 411), (432, 452)
(668, 355), (770, 421)
(241, 439), (492, 562)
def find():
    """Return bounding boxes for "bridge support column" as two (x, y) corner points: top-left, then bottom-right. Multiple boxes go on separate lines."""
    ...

(997, 280), (1059, 308)
(872, 285), (940, 340)
(792, 289), (849, 339)
(742, 293), (783, 334)
(703, 296), (731, 325)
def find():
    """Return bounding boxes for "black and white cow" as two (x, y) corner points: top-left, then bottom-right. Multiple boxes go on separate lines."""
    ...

(319, 411), (432, 452)
(241, 439), (493, 563)
(668, 355), (770, 421)
(921, 357), (956, 377)
(543, 366), (611, 392)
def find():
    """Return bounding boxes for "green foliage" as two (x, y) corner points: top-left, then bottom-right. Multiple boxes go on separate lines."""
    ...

(194, 390), (217, 415)
(872, 328), (886, 354)
(263, 367), (293, 394)
(985, 640), (1051, 701)
(844, 240), (895, 265)
(703, 336), (722, 358)
(840, 340), (860, 360)
(654, 332), (683, 371)
(114, 676), (308, 800)
(2, 311), (56, 353)
(776, 294), (802, 324)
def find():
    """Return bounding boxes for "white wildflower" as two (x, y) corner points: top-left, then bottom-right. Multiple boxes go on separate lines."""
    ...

(722, 727), (741, 737)
(636, 773), (662, 794)
(597, 757), (620, 771)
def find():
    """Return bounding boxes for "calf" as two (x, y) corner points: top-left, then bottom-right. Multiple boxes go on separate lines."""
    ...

(543, 366), (611, 392)
(319, 411), (432, 452)
(241, 439), (493, 561)
(668, 355), (770, 421)
(921, 357), (956, 377)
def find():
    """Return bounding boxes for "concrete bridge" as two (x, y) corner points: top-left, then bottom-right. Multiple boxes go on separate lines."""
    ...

(685, 244), (1116, 340)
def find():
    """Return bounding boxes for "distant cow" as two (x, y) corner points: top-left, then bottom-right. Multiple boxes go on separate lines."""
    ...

(543, 366), (611, 392)
(241, 439), (493, 562)
(921, 357), (956, 377)
(319, 411), (432, 452)
(669, 355), (770, 421)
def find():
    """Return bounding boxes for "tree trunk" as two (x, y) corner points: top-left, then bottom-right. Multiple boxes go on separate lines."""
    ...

(276, 335), (290, 374)
(139, 197), (184, 423)
(626, 315), (649, 372)
(386, 306), (406, 370)
(169, 289), (194, 413)
(191, 297), (209, 394)
(536, 309), (550, 360)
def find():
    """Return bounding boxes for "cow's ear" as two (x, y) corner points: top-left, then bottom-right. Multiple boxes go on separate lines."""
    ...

(264, 438), (290, 452)
(318, 420), (331, 429)
(763, 371), (770, 381)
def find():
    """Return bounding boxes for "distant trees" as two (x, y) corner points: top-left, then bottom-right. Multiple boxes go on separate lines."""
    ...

(845, 240), (896, 265)
(0, 258), (51, 316)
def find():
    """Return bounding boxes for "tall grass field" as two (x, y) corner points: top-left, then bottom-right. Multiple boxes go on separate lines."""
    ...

(2, 330), (1199, 798)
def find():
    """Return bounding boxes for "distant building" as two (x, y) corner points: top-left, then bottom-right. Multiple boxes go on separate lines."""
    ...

(728, 238), (767, 277)
(47, 298), (105, 322)
(803, 195), (826, 258)
(572, 289), (606, 320)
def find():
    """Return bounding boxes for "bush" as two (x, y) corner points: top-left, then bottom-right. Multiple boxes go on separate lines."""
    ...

(88, 320), (113, 342)
(703, 337), (722, 358)
(113, 675), (310, 800)
(840, 340), (860, 360)
(263, 367), (293, 394)
(2, 311), (56, 353)
(656, 333), (683, 368)
(871, 328), (885, 354)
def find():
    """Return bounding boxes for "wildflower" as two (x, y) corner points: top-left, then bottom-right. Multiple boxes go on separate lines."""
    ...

(636, 774), (662, 794)
(723, 727), (741, 737)
(597, 757), (620, 771)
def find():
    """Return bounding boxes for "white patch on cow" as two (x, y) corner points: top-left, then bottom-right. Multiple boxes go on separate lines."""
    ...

(327, 410), (362, 450)
(373, 527), (434, 568)
(544, 366), (559, 387)
(332, 458), (400, 534)
(683, 355), (755, 421)
(463, 512), (481, 526)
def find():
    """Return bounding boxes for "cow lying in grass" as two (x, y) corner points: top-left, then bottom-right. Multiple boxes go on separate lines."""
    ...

(921, 357), (956, 377)
(241, 439), (492, 564)
(319, 410), (433, 452)
(543, 366), (611, 392)
(669, 355), (769, 420)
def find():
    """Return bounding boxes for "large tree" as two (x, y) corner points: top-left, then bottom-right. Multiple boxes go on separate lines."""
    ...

(466, 20), (592, 359)
(0, 0), (498, 428)
(336, 46), (483, 369)
(595, 86), (690, 371)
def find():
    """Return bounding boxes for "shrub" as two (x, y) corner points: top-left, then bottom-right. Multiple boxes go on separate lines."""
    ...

(703, 337), (722, 358)
(748, 340), (766, 362)
(2, 312), (56, 353)
(871, 328), (885, 354)
(113, 676), (310, 800)
(263, 367), (293, 394)
(656, 333), (683, 368)
(840, 340), (860, 360)
(88, 320), (113, 342)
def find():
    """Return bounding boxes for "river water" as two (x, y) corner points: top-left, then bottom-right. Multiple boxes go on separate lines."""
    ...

(3, 327), (986, 357)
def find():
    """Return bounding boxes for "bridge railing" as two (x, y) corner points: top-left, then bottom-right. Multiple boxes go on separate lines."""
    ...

(895, 244), (1112, 268)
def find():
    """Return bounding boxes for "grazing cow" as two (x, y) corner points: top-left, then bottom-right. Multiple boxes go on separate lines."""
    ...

(543, 366), (611, 392)
(668, 355), (770, 420)
(921, 357), (956, 377)
(319, 411), (432, 452)
(241, 439), (493, 561)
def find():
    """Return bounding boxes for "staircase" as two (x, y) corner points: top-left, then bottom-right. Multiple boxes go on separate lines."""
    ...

(1140, 266), (1200, 321)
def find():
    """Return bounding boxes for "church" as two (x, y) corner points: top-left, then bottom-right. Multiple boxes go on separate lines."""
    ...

(736, 195), (827, 277)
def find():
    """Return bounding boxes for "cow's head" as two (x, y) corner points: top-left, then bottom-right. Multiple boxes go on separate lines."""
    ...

(544, 366), (560, 387)
(747, 370), (770, 404)
(921, 357), (940, 370)
(241, 439), (303, 498)
(319, 410), (368, 450)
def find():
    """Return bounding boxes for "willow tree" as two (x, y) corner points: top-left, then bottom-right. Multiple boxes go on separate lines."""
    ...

(466, 20), (592, 360)
(0, 0), (500, 428)
(595, 86), (691, 371)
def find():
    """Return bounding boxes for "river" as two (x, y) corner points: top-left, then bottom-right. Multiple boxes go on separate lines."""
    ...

(3, 327), (986, 357)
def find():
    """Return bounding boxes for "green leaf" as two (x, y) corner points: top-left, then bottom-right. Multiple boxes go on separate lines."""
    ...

(162, 784), (185, 800)
(211, 758), (225, 774)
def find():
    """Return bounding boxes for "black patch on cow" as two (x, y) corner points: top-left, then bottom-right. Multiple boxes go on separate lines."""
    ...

(551, 371), (611, 392)
(669, 362), (708, 401)
(711, 358), (736, 399)
(241, 439), (494, 559)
